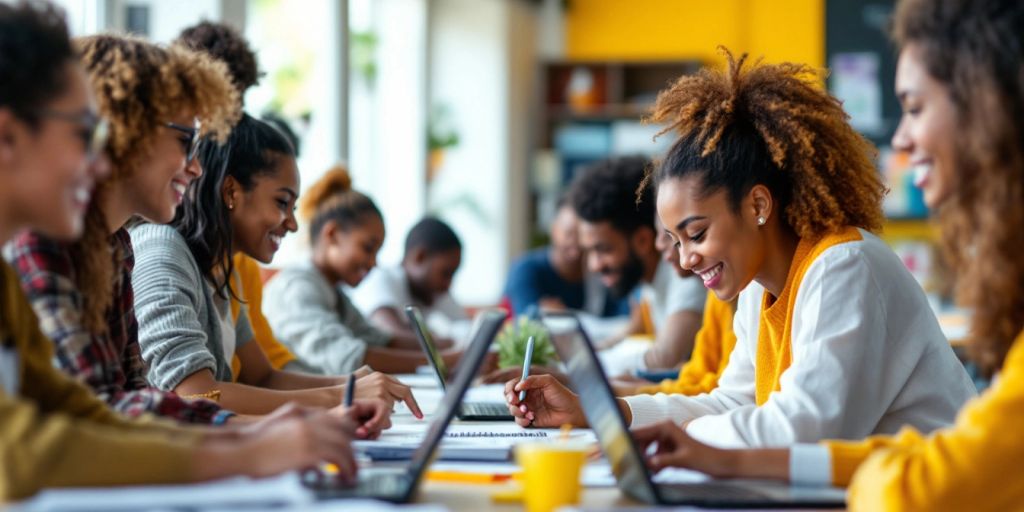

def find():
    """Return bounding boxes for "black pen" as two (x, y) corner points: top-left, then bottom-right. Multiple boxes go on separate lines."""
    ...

(345, 372), (356, 407)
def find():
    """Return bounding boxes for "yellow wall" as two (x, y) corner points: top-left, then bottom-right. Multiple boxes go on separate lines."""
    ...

(565, 0), (824, 69)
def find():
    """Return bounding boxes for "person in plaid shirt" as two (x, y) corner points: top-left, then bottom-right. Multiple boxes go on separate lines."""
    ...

(7, 229), (234, 424)
(2, 32), (242, 425)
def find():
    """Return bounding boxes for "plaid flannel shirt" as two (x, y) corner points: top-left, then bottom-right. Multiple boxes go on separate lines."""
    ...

(6, 229), (231, 424)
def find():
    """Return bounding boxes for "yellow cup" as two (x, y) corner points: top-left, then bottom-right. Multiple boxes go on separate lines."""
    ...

(515, 442), (588, 512)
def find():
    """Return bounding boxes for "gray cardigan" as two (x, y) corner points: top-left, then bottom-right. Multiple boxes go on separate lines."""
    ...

(129, 223), (253, 391)
(263, 262), (390, 374)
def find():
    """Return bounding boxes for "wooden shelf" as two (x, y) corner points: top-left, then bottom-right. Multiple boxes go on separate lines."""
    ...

(528, 59), (702, 244)
(545, 104), (652, 121)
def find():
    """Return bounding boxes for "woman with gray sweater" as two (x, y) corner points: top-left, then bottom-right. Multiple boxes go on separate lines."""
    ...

(264, 166), (461, 375)
(132, 115), (420, 417)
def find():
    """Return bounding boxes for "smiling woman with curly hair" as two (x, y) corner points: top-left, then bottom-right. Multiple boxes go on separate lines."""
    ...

(6, 33), (243, 424)
(613, 1), (1024, 509)
(506, 48), (975, 455)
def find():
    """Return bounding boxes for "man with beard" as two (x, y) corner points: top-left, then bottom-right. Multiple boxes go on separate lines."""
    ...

(567, 156), (705, 370)
(504, 197), (627, 318)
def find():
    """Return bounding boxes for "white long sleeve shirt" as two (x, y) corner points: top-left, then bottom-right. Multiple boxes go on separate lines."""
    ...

(623, 230), (975, 448)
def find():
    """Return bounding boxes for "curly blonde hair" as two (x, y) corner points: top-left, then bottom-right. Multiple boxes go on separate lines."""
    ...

(643, 48), (886, 240)
(300, 164), (382, 245)
(893, 0), (1024, 374)
(71, 34), (238, 333)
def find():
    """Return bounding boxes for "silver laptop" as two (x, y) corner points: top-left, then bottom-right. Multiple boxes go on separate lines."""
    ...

(405, 305), (513, 421)
(307, 310), (506, 502)
(541, 311), (847, 509)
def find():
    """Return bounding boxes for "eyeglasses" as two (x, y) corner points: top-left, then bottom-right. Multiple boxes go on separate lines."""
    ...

(37, 109), (110, 164)
(164, 121), (202, 164)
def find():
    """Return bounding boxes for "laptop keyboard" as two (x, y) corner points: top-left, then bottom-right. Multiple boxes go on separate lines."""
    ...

(460, 402), (510, 417)
(304, 470), (409, 499)
(660, 482), (771, 503)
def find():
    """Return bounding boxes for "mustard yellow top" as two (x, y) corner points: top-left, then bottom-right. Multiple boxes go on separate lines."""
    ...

(0, 261), (198, 500)
(230, 254), (297, 378)
(755, 228), (862, 405)
(823, 330), (1024, 510)
(637, 291), (737, 395)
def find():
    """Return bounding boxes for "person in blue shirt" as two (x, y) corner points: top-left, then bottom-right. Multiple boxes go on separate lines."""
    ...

(505, 198), (626, 318)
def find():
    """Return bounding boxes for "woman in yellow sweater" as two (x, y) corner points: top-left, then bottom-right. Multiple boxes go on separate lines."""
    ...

(0, 1), (378, 499)
(628, 0), (1024, 509)
(507, 48), (975, 448)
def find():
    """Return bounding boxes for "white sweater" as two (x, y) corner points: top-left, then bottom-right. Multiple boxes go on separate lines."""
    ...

(623, 230), (976, 448)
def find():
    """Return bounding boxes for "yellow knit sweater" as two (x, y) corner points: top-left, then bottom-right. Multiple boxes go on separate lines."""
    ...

(825, 330), (1024, 510)
(0, 261), (198, 500)
(638, 291), (737, 395)
(230, 254), (297, 378)
(754, 228), (862, 404)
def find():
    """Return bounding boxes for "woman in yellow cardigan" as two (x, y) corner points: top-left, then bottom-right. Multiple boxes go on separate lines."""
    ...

(629, 0), (1024, 509)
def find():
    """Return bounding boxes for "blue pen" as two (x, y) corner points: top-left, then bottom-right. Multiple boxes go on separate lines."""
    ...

(344, 372), (356, 407)
(518, 336), (536, 402)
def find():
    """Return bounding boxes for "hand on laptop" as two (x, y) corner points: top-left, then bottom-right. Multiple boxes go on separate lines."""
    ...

(504, 374), (588, 428)
(631, 420), (737, 477)
(332, 398), (392, 439)
(197, 408), (359, 484)
(351, 372), (424, 419)
(631, 421), (793, 482)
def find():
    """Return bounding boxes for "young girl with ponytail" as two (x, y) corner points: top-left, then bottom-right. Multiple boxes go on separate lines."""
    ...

(264, 166), (461, 375)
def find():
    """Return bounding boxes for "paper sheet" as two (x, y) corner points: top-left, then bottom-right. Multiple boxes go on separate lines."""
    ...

(15, 473), (313, 511)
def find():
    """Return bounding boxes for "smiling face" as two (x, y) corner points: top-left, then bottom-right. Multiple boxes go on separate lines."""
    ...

(227, 153), (300, 264)
(892, 44), (958, 209)
(578, 220), (650, 298)
(121, 108), (201, 223)
(1, 62), (108, 240)
(656, 175), (767, 302)
(320, 215), (385, 288)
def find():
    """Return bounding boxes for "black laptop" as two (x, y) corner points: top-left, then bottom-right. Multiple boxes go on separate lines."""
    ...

(405, 305), (514, 421)
(308, 309), (506, 502)
(541, 311), (847, 509)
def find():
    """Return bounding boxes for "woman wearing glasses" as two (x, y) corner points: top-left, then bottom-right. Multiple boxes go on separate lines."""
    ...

(5, 33), (248, 425)
(129, 110), (422, 417)
(9, 32), (397, 422)
(0, 2), (375, 499)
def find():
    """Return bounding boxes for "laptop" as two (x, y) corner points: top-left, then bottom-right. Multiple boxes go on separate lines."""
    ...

(308, 310), (506, 502)
(541, 311), (847, 509)
(405, 305), (514, 421)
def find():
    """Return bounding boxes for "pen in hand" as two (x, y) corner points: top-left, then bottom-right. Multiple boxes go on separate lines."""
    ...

(518, 336), (536, 402)
(344, 372), (356, 407)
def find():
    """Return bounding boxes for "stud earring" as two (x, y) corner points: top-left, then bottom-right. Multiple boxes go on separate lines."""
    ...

(757, 216), (766, 226)
(228, 202), (234, 210)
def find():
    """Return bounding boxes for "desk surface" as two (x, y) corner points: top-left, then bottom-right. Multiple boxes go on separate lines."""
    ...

(418, 482), (633, 511)
(392, 377), (637, 510)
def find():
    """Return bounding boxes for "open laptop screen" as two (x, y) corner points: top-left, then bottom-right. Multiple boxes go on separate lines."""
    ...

(405, 306), (450, 389)
(542, 312), (659, 504)
(404, 310), (506, 483)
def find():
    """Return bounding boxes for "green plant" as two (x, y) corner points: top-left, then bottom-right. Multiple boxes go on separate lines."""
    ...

(495, 316), (557, 369)
(427, 103), (459, 151)
(350, 30), (378, 84)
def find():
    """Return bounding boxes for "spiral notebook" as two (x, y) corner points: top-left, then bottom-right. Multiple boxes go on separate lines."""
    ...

(445, 431), (547, 438)
(355, 426), (549, 461)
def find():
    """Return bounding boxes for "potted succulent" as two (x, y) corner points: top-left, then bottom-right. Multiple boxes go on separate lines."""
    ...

(495, 316), (557, 369)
